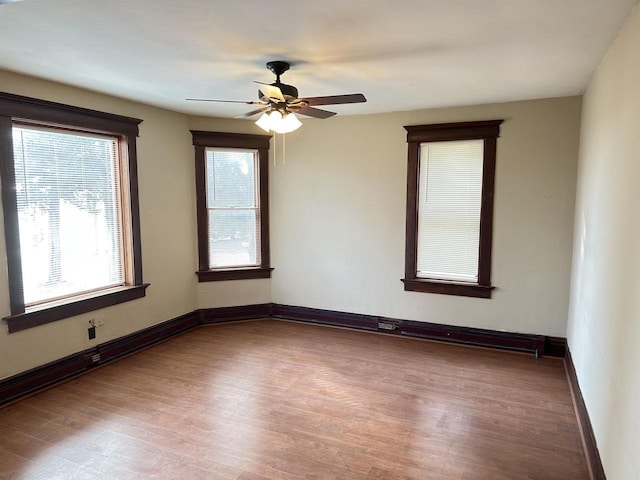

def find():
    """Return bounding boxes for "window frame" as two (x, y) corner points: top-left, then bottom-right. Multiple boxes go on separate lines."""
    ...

(191, 130), (272, 282)
(402, 120), (503, 298)
(0, 92), (148, 333)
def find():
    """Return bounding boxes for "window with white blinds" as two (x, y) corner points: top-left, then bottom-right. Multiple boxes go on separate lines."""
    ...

(12, 125), (125, 306)
(417, 139), (484, 282)
(0, 93), (145, 332)
(403, 120), (501, 298)
(205, 148), (260, 269)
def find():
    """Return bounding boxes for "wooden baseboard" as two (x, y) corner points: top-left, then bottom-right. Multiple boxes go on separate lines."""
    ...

(272, 303), (379, 330)
(565, 348), (606, 480)
(272, 304), (564, 357)
(0, 310), (200, 407)
(400, 320), (546, 355)
(200, 303), (272, 324)
(0, 303), (567, 407)
(545, 336), (567, 357)
(96, 310), (200, 363)
(0, 349), (94, 407)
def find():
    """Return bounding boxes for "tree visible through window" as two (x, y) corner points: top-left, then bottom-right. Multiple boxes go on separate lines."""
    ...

(0, 91), (147, 333)
(191, 130), (272, 282)
(13, 126), (124, 306)
(206, 149), (260, 269)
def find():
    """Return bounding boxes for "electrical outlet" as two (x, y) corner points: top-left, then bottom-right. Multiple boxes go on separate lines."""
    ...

(88, 326), (96, 339)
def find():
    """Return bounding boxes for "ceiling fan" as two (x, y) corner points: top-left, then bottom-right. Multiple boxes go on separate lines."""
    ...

(187, 61), (366, 133)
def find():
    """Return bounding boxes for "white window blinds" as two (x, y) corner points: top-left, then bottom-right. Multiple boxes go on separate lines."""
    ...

(12, 126), (124, 306)
(205, 148), (260, 269)
(416, 139), (484, 283)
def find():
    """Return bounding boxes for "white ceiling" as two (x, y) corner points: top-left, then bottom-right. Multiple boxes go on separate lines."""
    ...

(0, 0), (637, 118)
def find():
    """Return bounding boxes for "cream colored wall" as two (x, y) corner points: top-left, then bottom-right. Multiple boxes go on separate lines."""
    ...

(0, 70), (581, 381)
(0, 71), (202, 379)
(270, 97), (582, 337)
(567, 4), (640, 479)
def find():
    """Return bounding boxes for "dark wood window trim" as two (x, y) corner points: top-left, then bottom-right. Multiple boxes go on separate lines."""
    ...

(0, 92), (147, 332)
(191, 130), (272, 282)
(5, 285), (149, 334)
(402, 120), (503, 298)
(196, 267), (273, 282)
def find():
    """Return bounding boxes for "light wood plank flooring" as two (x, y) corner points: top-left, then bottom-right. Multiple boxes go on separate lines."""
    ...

(0, 319), (588, 479)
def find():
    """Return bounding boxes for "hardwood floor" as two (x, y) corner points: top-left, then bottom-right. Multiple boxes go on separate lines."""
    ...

(0, 319), (588, 479)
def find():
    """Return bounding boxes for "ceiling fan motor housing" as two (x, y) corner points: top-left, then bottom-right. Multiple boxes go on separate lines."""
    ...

(258, 82), (299, 104)
(261, 61), (300, 104)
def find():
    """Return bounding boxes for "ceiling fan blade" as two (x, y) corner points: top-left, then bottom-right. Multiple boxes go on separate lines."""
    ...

(296, 106), (337, 119)
(254, 82), (286, 103)
(301, 93), (367, 106)
(235, 106), (270, 118)
(186, 98), (262, 104)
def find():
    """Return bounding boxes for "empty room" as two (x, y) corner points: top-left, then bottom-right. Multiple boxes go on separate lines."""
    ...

(1, 1), (639, 479)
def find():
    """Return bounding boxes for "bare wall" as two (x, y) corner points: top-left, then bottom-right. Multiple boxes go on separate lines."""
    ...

(567, 3), (640, 479)
(269, 97), (581, 337)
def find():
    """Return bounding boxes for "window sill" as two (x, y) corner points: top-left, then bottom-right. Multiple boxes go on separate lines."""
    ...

(197, 267), (273, 282)
(4, 284), (150, 333)
(402, 278), (494, 298)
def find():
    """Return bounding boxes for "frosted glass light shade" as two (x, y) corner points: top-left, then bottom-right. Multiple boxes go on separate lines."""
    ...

(275, 112), (302, 133)
(255, 111), (302, 134)
(255, 112), (274, 132)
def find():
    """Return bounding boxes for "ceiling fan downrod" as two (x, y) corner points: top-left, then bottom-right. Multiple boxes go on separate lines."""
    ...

(266, 61), (291, 83)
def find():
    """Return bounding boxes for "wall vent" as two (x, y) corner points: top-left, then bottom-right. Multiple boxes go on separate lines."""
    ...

(378, 318), (401, 331)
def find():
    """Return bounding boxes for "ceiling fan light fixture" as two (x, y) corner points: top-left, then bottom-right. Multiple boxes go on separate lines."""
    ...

(277, 112), (302, 133)
(255, 110), (302, 134)
(255, 111), (274, 132)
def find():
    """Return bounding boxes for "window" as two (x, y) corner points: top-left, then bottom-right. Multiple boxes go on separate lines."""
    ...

(191, 131), (272, 281)
(402, 120), (503, 298)
(0, 92), (147, 333)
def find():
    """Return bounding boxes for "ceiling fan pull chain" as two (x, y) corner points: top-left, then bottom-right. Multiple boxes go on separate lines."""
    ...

(283, 133), (286, 165)
(273, 133), (277, 167)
